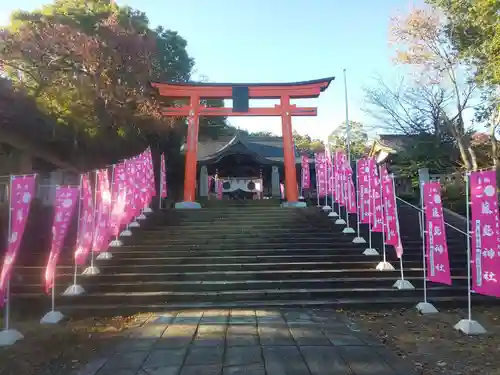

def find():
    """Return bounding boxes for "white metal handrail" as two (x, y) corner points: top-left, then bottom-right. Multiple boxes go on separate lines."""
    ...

(396, 196), (469, 237)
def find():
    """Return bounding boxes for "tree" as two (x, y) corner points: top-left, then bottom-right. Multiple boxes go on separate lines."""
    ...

(426, 0), (500, 87)
(390, 6), (479, 170)
(0, 0), (216, 168)
(363, 76), (454, 137)
(292, 131), (324, 153)
(426, 0), (500, 167)
(328, 121), (368, 159)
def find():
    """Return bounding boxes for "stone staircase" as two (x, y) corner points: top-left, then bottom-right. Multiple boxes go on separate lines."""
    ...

(9, 199), (497, 318)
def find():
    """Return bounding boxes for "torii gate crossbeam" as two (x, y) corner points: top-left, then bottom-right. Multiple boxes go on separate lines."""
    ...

(151, 77), (334, 208)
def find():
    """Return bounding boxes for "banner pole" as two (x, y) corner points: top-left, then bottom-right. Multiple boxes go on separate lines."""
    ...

(335, 161), (346, 225)
(63, 175), (85, 296)
(322, 155), (331, 211)
(363, 161), (378, 255)
(376, 165), (394, 270)
(391, 174), (414, 289)
(4, 177), (13, 332)
(98, 166), (115, 259)
(454, 172), (486, 334)
(343, 170), (355, 234)
(83, 170), (100, 275)
(316, 170), (320, 207)
(421, 182), (428, 302)
(416, 181), (438, 313)
(353, 160), (365, 243)
(159, 157), (163, 209)
(328, 156), (339, 217)
(108, 165), (124, 250)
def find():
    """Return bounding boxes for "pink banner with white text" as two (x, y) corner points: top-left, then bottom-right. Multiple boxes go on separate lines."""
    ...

(357, 159), (371, 224)
(370, 160), (384, 232)
(0, 175), (37, 307)
(44, 186), (79, 294)
(380, 166), (403, 257)
(75, 174), (95, 265)
(334, 150), (344, 205)
(92, 169), (112, 253)
(301, 154), (310, 189)
(314, 153), (327, 197)
(470, 170), (500, 296)
(423, 181), (452, 285)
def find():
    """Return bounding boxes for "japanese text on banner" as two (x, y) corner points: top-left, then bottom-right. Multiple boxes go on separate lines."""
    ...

(470, 170), (500, 297)
(0, 175), (36, 307)
(315, 153), (327, 198)
(380, 166), (403, 257)
(44, 187), (79, 294)
(423, 181), (452, 285)
(301, 154), (310, 189)
(357, 159), (371, 224)
(369, 159), (384, 232)
(74, 174), (94, 266)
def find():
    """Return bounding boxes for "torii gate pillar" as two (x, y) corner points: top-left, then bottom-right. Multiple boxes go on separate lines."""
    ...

(151, 77), (334, 208)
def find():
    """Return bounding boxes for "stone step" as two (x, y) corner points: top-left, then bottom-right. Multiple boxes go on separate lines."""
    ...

(11, 267), (468, 286)
(65, 247), (467, 257)
(11, 276), (471, 295)
(23, 260), (464, 273)
(43, 286), (471, 306)
(49, 294), (495, 318)
(90, 251), (468, 262)
(74, 277), (472, 294)
(98, 254), (467, 266)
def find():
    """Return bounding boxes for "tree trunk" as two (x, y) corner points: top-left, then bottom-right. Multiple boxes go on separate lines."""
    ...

(446, 117), (471, 170)
(467, 146), (478, 171)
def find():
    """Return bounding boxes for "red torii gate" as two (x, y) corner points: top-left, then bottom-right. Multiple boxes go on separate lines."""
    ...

(151, 77), (334, 208)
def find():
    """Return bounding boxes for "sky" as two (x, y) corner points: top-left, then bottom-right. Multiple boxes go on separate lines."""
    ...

(0, 0), (421, 141)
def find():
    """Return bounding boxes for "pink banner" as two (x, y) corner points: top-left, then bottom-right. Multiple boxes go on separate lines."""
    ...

(325, 149), (334, 195)
(380, 166), (403, 257)
(334, 150), (344, 205)
(92, 169), (112, 253)
(146, 147), (156, 198)
(470, 170), (500, 296)
(125, 159), (138, 222)
(44, 186), (79, 294)
(161, 153), (168, 198)
(370, 160), (384, 232)
(346, 176), (357, 214)
(109, 164), (127, 237)
(423, 181), (452, 285)
(208, 176), (213, 195)
(301, 154), (310, 189)
(357, 159), (371, 224)
(314, 153), (327, 197)
(74, 174), (95, 265)
(280, 183), (285, 199)
(0, 175), (36, 307)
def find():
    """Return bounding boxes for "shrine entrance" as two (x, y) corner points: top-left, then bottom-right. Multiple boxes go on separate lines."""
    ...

(151, 77), (334, 208)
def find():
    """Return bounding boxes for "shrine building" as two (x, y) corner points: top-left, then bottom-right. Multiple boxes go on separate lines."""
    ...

(189, 132), (317, 200)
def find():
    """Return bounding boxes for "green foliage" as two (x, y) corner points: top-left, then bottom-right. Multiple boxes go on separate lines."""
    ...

(292, 131), (324, 152)
(328, 121), (368, 159)
(426, 0), (500, 87)
(0, 0), (217, 167)
(441, 178), (467, 215)
(247, 130), (324, 153)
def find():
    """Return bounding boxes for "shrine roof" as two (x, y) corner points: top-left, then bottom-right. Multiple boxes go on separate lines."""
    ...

(190, 133), (303, 164)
